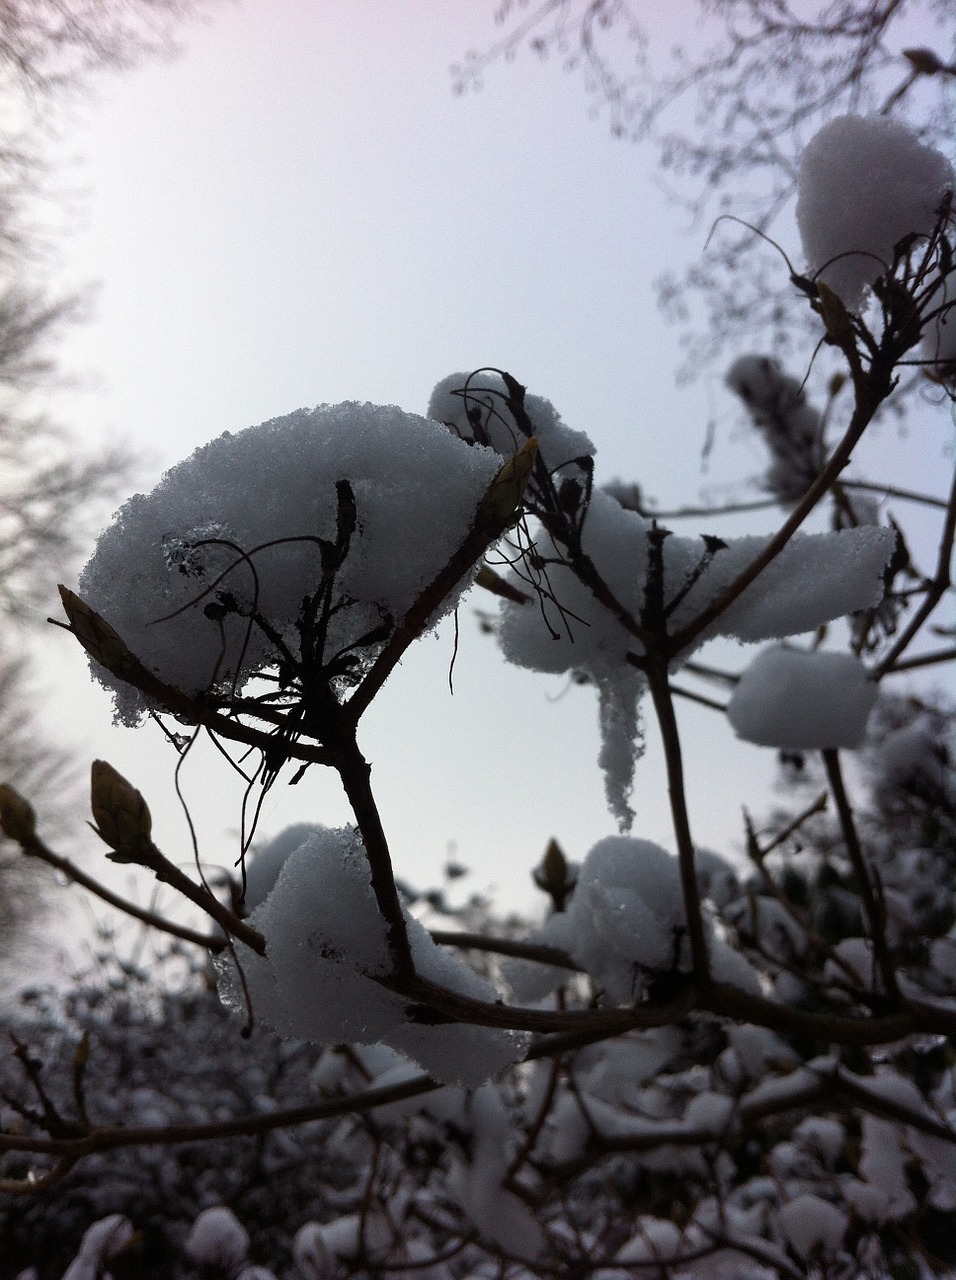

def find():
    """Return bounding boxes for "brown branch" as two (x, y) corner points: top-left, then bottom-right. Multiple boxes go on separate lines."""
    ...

(429, 931), (580, 970)
(344, 443), (537, 728)
(842, 478), (951, 510)
(55, 586), (338, 771)
(668, 681), (727, 712)
(645, 655), (710, 982)
(88, 831), (266, 956)
(668, 346), (897, 656)
(17, 829), (225, 952)
(543, 1058), (956, 1184)
(882, 644), (956, 673)
(822, 747), (900, 1000)
(742, 799), (864, 988)
(874, 460), (956, 677)
(335, 736), (414, 981)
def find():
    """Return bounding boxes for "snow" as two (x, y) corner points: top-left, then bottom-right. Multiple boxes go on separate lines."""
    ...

(60, 1216), (135, 1280)
(446, 1084), (546, 1259)
(498, 480), (893, 822)
(79, 403), (501, 723)
(796, 115), (954, 310)
(540, 836), (760, 1002)
(923, 276), (956, 385)
(726, 645), (877, 749)
(851, 1116), (917, 1220)
(216, 825), (528, 1086)
(242, 822), (322, 911)
(778, 1193), (847, 1260)
(427, 370), (595, 474)
(560, 836), (688, 999)
(184, 1207), (250, 1271)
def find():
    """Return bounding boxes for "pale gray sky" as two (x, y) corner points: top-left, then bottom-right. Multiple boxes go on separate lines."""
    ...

(28, 2), (952, 944)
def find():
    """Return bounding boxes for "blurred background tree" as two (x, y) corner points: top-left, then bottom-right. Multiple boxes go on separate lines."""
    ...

(454, 0), (956, 383)
(0, 0), (216, 961)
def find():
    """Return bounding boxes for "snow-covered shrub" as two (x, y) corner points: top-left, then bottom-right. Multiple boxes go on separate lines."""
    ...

(3, 99), (956, 1280)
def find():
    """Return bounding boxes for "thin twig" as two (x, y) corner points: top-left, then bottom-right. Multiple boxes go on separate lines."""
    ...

(874, 461), (956, 677)
(645, 655), (710, 982)
(16, 831), (225, 952)
(821, 748), (900, 1001)
(668, 347), (897, 655)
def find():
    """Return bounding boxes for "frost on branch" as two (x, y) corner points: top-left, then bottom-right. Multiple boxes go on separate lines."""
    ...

(727, 646), (878, 750)
(79, 403), (501, 724)
(796, 115), (955, 311)
(216, 826), (528, 1087)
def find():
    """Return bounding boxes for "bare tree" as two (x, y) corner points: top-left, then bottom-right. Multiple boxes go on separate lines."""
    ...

(0, 0), (217, 958)
(454, 1), (956, 377)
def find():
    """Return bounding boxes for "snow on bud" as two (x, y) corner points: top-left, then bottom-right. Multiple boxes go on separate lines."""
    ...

(796, 115), (954, 310)
(89, 760), (153, 860)
(726, 646), (877, 750)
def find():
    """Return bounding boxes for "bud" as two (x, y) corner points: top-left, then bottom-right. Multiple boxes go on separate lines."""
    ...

(533, 837), (577, 912)
(902, 47), (947, 76)
(58, 586), (134, 676)
(476, 437), (538, 536)
(90, 760), (153, 860)
(0, 784), (37, 844)
(474, 564), (531, 604)
(815, 281), (856, 346)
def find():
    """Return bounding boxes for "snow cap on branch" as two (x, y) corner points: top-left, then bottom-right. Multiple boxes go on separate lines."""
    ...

(79, 403), (501, 724)
(538, 836), (761, 1003)
(796, 115), (954, 310)
(428, 370), (595, 474)
(217, 826), (528, 1087)
(497, 486), (894, 827)
(727, 646), (878, 750)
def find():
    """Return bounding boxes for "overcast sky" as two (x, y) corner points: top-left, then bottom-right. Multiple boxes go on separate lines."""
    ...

(28, 1), (953, 950)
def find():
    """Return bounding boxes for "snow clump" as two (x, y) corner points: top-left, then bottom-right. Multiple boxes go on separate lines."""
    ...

(497, 483), (894, 827)
(80, 403), (502, 725)
(216, 825), (528, 1087)
(796, 115), (954, 310)
(778, 1193), (848, 1261)
(428, 370), (595, 474)
(726, 645), (878, 749)
(536, 836), (762, 1002)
